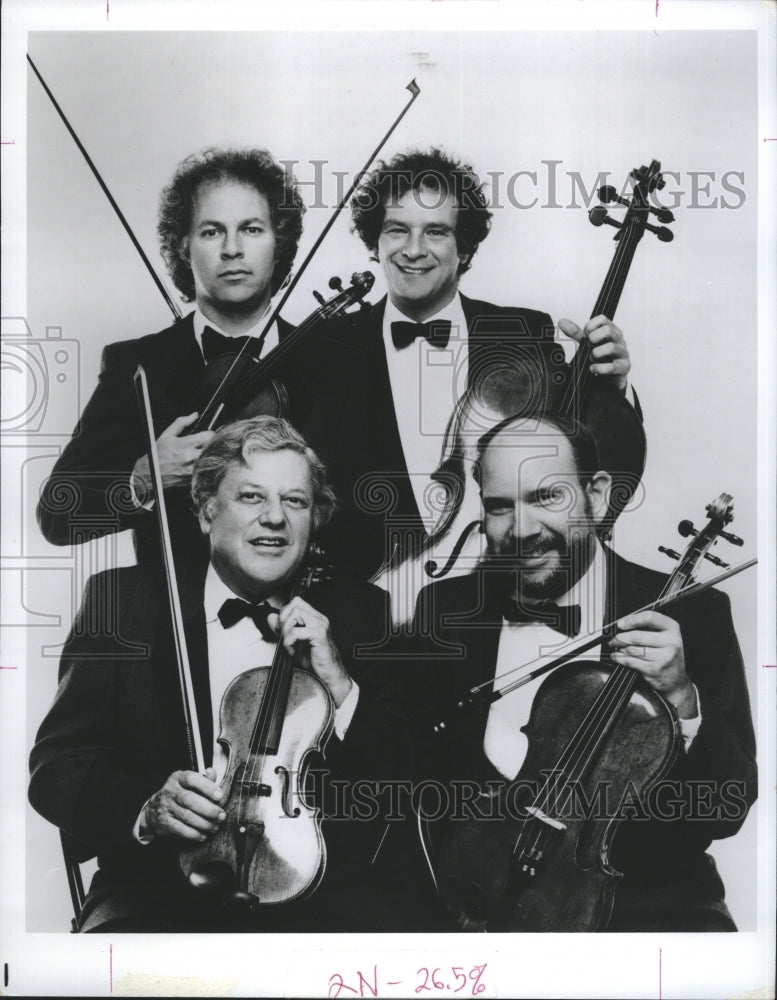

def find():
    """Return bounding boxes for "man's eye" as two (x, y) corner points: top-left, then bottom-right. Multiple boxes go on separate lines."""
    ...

(199, 228), (220, 239)
(243, 225), (264, 235)
(484, 502), (512, 516)
(238, 491), (262, 503)
(537, 489), (567, 508)
(285, 497), (308, 508)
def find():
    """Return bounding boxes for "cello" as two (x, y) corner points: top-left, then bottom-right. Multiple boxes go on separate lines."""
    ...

(424, 495), (751, 931)
(373, 161), (670, 625)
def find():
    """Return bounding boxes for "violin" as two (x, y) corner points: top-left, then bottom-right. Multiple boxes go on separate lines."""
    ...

(424, 495), (748, 932)
(135, 365), (334, 906)
(372, 161), (674, 626)
(190, 272), (374, 431)
(179, 551), (334, 905)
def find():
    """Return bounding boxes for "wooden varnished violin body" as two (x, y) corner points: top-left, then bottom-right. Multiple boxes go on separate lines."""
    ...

(180, 663), (333, 905)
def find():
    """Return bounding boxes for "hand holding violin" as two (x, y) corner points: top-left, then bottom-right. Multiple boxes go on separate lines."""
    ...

(131, 412), (215, 497)
(270, 596), (354, 708)
(557, 315), (631, 393)
(142, 767), (226, 842)
(609, 610), (698, 718)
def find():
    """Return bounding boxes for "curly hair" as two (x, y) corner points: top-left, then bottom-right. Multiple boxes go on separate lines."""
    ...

(192, 415), (336, 532)
(350, 147), (492, 275)
(157, 148), (305, 302)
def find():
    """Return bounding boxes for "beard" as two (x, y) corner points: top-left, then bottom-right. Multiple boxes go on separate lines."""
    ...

(479, 525), (597, 601)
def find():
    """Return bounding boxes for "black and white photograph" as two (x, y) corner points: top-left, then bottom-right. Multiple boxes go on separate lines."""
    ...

(1, 1), (775, 996)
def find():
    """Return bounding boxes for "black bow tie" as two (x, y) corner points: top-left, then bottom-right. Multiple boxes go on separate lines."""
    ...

(502, 599), (582, 638)
(202, 326), (255, 363)
(391, 319), (452, 350)
(217, 598), (279, 641)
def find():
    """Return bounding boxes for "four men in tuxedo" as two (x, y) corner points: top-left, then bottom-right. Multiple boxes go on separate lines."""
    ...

(29, 144), (755, 933)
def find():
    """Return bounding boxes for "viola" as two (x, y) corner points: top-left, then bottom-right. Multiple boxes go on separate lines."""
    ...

(423, 495), (749, 931)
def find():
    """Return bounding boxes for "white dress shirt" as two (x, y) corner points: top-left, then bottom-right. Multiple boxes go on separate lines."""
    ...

(483, 544), (701, 781)
(382, 294), (637, 527)
(382, 294), (470, 523)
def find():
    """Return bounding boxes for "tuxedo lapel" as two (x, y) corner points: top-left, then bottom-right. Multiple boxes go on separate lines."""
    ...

(161, 314), (207, 417)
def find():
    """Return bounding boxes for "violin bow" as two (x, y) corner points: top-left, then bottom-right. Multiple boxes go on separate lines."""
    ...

(192, 79), (422, 426)
(27, 53), (182, 320)
(434, 556), (757, 732)
(133, 366), (205, 772)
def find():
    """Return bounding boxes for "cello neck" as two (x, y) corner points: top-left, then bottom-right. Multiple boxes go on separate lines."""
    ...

(563, 218), (642, 408)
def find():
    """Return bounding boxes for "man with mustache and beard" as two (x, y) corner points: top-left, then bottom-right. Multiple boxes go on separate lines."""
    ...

(401, 412), (756, 933)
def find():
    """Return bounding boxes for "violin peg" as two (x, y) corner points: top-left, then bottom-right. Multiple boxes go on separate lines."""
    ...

(721, 529), (744, 547)
(328, 276), (344, 293)
(677, 520), (697, 538)
(312, 290), (326, 306)
(703, 552), (730, 568)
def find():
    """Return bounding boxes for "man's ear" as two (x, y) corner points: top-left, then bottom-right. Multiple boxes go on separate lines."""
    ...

(585, 471), (612, 526)
(198, 501), (214, 536)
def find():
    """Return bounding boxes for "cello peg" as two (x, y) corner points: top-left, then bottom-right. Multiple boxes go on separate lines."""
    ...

(588, 207), (622, 230)
(658, 545), (681, 560)
(598, 185), (629, 207)
(646, 222), (674, 243)
(328, 276), (344, 293)
(650, 205), (674, 224)
(312, 290), (326, 306)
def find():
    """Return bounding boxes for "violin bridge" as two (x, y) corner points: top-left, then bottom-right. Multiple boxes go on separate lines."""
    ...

(525, 805), (567, 831)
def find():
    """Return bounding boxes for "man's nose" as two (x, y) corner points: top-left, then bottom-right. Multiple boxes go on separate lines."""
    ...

(513, 502), (541, 540)
(221, 229), (244, 258)
(257, 496), (285, 526)
(401, 230), (426, 260)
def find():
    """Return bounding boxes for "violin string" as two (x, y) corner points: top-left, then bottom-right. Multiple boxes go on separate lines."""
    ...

(515, 515), (736, 861)
(517, 664), (635, 861)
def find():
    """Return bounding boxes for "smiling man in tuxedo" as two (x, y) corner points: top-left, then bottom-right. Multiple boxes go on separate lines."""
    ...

(331, 147), (639, 584)
(29, 416), (407, 932)
(406, 413), (756, 932)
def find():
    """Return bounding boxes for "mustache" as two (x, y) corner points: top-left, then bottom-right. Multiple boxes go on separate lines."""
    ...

(487, 534), (564, 558)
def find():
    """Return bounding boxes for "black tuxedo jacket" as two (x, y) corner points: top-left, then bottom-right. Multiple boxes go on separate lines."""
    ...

(28, 565), (410, 931)
(328, 295), (643, 578)
(36, 313), (370, 574)
(405, 549), (756, 930)
(328, 295), (565, 574)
